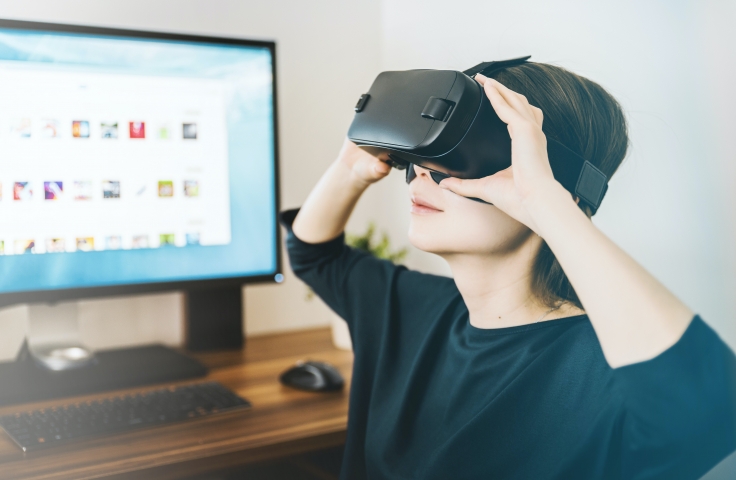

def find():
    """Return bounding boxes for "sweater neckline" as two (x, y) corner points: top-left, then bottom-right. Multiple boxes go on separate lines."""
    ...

(464, 313), (589, 337)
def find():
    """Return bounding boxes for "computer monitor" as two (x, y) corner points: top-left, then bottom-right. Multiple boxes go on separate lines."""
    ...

(0, 20), (281, 397)
(0, 19), (281, 308)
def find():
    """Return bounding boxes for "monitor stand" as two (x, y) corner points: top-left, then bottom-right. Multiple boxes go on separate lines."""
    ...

(0, 301), (208, 407)
(26, 302), (96, 371)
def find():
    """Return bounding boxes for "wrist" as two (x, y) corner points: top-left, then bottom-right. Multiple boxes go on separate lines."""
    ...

(521, 179), (568, 207)
(522, 181), (583, 233)
(334, 157), (373, 193)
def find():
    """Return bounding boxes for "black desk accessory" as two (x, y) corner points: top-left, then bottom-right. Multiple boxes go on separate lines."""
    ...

(279, 360), (344, 392)
(0, 342), (207, 407)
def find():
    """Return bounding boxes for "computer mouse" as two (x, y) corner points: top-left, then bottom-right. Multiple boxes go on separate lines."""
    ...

(279, 360), (344, 392)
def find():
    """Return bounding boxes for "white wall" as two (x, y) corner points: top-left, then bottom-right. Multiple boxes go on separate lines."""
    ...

(377, 0), (736, 351)
(0, 0), (383, 360)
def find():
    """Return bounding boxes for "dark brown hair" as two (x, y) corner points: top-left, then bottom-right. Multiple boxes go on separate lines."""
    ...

(491, 63), (629, 310)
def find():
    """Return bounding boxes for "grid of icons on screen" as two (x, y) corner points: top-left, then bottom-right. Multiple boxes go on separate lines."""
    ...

(0, 120), (204, 256)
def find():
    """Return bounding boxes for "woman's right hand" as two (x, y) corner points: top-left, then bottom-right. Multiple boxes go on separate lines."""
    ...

(293, 139), (391, 243)
(337, 139), (392, 187)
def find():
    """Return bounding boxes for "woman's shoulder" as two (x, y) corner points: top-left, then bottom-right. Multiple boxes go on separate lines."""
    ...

(535, 314), (615, 375)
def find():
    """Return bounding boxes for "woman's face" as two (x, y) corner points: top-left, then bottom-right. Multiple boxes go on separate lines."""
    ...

(407, 165), (533, 256)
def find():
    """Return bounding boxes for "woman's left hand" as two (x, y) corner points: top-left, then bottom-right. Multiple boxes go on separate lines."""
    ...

(438, 74), (567, 234)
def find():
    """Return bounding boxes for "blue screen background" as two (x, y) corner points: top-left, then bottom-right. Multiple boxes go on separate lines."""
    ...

(0, 28), (278, 294)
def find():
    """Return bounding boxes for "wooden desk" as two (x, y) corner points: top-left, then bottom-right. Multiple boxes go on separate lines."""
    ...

(0, 327), (353, 480)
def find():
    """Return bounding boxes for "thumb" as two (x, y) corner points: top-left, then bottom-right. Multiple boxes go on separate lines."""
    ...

(373, 159), (391, 175)
(439, 177), (489, 200)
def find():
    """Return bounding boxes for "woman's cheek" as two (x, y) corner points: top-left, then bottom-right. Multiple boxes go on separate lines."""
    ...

(406, 205), (486, 253)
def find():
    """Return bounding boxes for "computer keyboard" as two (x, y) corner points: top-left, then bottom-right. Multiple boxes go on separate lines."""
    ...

(0, 381), (251, 452)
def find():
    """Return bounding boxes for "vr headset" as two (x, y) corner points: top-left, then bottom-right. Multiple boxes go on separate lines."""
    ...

(347, 56), (608, 215)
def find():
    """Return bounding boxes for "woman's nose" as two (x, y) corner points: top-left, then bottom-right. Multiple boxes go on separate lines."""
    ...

(412, 164), (451, 185)
(413, 165), (427, 174)
(413, 165), (434, 179)
(406, 164), (430, 184)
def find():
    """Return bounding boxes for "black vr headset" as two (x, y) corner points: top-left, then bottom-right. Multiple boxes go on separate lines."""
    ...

(347, 56), (609, 215)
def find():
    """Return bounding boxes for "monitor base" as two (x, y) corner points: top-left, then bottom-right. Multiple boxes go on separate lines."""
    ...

(27, 341), (96, 371)
(0, 341), (208, 407)
(25, 302), (97, 371)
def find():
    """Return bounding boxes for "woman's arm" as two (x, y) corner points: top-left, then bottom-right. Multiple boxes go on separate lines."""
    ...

(440, 75), (693, 369)
(292, 139), (391, 243)
(522, 179), (692, 368)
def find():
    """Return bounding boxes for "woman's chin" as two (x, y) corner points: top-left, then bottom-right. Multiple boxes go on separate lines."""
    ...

(408, 225), (443, 253)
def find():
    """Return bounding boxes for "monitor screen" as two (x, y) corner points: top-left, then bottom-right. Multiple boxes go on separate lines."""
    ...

(0, 22), (279, 300)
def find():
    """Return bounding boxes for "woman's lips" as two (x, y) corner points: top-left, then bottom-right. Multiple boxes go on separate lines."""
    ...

(411, 204), (441, 214)
(410, 196), (443, 214)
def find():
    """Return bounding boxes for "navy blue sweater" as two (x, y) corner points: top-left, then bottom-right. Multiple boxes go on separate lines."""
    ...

(280, 208), (736, 479)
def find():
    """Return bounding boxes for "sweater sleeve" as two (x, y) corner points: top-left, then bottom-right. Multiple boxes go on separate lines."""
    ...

(278, 208), (405, 333)
(615, 316), (736, 479)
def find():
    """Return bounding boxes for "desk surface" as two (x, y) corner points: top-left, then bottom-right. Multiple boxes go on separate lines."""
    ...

(0, 327), (353, 480)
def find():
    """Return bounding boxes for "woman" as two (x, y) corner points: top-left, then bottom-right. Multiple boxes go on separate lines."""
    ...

(279, 62), (736, 479)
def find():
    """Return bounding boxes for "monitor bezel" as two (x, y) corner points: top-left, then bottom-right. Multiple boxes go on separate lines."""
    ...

(0, 19), (282, 308)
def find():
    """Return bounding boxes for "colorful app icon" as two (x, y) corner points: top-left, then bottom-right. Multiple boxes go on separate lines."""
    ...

(72, 120), (90, 138)
(74, 181), (94, 200)
(102, 181), (121, 199)
(185, 233), (200, 246)
(183, 180), (199, 197)
(159, 234), (176, 247)
(76, 237), (95, 252)
(13, 182), (32, 201)
(10, 118), (31, 138)
(129, 121), (145, 139)
(158, 181), (174, 197)
(101, 122), (118, 139)
(40, 119), (59, 138)
(44, 181), (63, 200)
(157, 124), (170, 139)
(15, 239), (35, 254)
(182, 123), (197, 140)
(46, 238), (66, 253)
(131, 235), (149, 249)
(105, 235), (122, 250)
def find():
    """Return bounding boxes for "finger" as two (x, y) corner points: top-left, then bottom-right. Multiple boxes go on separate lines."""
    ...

(488, 79), (537, 122)
(475, 73), (489, 86)
(373, 159), (391, 175)
(438, 177), (489, 200)
(356, 157), (391, 182)
(531, 105), (543, 127)
(483, 81), (527, 126)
